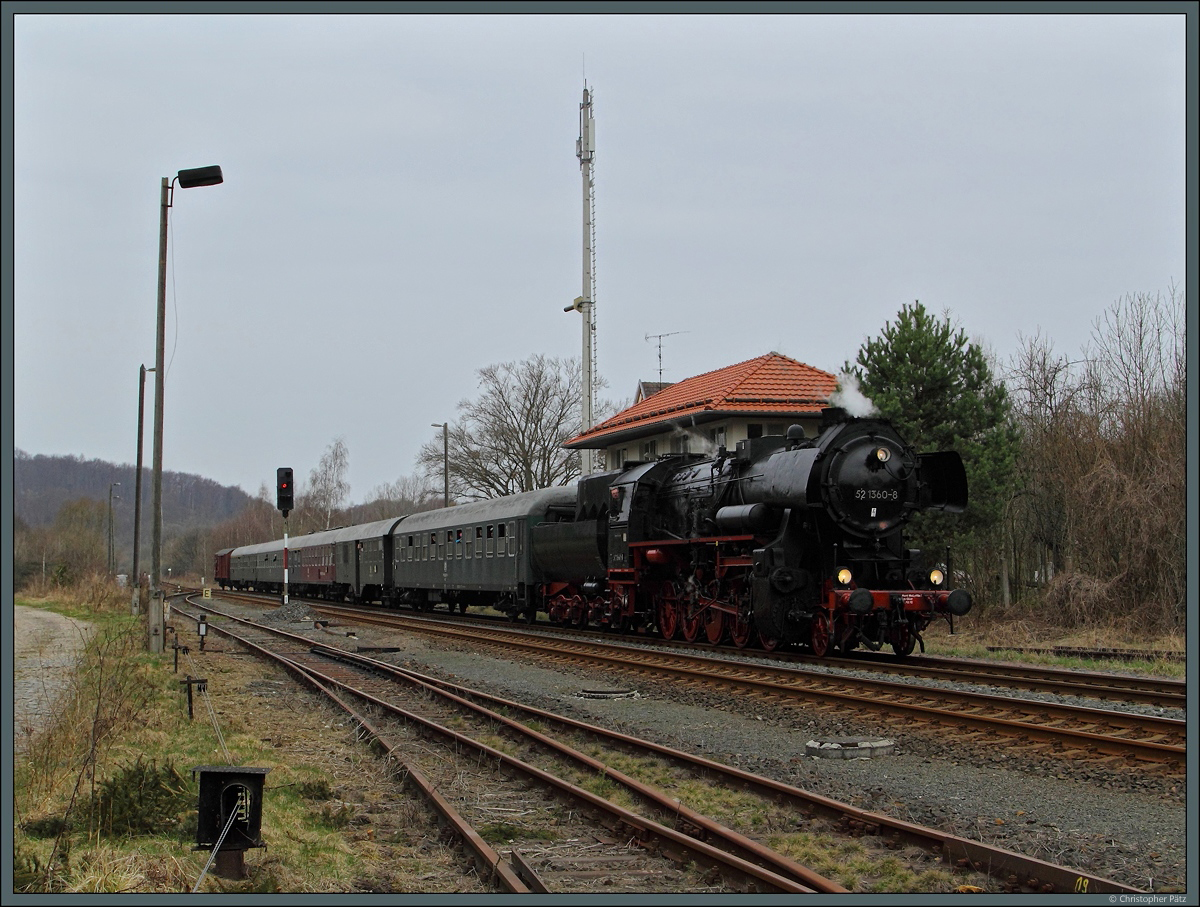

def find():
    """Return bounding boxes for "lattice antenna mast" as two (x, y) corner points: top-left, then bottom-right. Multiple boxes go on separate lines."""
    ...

(567, 82), (598, 474)
(645, 331), (688, 384)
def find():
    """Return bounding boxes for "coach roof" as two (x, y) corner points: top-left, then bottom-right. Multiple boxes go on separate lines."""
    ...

(393, 486), (577, 535)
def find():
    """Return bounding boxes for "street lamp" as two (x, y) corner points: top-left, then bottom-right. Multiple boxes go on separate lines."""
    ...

(108, 482), (121, 574)
(151, 165), (223, 651)
(432, 423), (448, 507)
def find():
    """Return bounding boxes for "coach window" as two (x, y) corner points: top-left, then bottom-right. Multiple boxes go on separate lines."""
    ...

(465, 529), (474, 558)
(486, 525), (494, 557)
(506, 521), (515, 555)
(475, 526), (483, 558)
(456, 529), (463, 558)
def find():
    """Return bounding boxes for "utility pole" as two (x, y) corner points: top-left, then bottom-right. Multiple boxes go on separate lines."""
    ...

(132, 365), (152, 614)
(108, 482), (121, 573)
(431, 423), (449, 507)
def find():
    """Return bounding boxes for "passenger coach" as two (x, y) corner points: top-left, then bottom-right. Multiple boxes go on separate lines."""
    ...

(387, 486), (577, 616)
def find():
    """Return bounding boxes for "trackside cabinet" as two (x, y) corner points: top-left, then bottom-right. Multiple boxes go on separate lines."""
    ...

(193, 765), (269, 879)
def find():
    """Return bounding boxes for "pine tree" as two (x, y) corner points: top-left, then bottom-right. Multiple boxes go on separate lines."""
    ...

(844, 301), (1019, 587)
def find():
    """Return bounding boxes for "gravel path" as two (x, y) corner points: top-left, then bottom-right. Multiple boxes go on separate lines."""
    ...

(13, 605), (94, 757)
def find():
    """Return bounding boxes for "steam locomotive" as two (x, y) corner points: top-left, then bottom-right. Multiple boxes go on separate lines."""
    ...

(215, 407), (970, 657)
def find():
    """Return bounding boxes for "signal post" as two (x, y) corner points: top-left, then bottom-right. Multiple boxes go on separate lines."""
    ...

(277, 468), (293, 606)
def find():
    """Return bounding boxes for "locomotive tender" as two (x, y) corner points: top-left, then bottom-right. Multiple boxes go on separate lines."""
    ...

(215, 407), (971, 657)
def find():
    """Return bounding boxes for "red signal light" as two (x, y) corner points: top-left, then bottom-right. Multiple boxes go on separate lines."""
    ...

(276, 467), (294, 514)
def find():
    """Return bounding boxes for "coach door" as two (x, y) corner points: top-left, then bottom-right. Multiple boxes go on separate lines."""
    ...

(354, 542), (362, 596)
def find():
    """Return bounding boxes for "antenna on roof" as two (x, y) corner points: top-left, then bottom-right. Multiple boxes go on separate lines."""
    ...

(645, 331), (689, 384)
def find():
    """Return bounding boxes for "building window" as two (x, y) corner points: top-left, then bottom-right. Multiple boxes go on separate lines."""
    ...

(642, 439), (658, 459)
(747, 423), (763, 439)
(709, 426), (726, 448)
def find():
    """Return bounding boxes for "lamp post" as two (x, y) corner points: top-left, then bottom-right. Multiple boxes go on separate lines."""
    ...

(432, 423), (448, 507)
(131, 364), (153, 614)
(151, 165), (223, 652)
(108, 482), (121, 574)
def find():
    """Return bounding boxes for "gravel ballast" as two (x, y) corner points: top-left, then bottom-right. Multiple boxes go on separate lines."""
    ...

(18, 601), (1182, 892)
(341, 619), (1186, 893)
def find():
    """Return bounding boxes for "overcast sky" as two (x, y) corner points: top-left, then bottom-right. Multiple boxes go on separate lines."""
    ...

(11, 10), (1189, 504)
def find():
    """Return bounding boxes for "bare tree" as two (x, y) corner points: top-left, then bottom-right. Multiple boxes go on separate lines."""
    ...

(347, 474), (441, 522)
(1004, 288), (1185, 630)
(307, 437), (350, 529)
(417, 355), (587, 501)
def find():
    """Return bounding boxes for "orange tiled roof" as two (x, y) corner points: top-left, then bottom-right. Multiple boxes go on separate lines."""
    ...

(566, 352), (837, 448)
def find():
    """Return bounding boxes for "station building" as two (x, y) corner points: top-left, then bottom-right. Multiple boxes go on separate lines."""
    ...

(565, 352), (839, 470)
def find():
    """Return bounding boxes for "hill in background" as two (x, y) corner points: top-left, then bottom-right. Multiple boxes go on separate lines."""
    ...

(14, 449), (256, 556)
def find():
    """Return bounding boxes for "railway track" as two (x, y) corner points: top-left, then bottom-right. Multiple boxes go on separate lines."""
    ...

(206, 589), (1185, 709)
(176, 599), (843, 893)
(293, 604), (1186, 775)
(788, 650), (1185, 710)
(174, 597), (1144, 895)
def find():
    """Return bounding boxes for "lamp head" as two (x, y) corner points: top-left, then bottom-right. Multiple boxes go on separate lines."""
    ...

(177, 165), (223, 188)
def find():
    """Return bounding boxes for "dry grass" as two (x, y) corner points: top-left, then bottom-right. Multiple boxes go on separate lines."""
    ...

(923, 609), (1185, 677)
(13, 582), (485, 894)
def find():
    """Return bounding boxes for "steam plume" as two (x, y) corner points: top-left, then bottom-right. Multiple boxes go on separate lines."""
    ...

(831, 372), (879, 417)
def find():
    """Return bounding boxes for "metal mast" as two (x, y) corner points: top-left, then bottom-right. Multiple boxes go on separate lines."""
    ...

(575, 83), (597, 475)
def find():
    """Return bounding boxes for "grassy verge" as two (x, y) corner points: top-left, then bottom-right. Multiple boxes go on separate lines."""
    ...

(13, 584), (410, 894)
(921, 613), (1186, 678)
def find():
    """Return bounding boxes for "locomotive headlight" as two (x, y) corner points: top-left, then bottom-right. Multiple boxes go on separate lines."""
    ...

(836, 568), (853, 586)
(929, 569), (945, 586)
(874, 446), (892, 463)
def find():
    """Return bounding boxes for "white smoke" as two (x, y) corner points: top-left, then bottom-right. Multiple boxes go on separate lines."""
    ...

(685, 429), (719, 456)
(831, 372), (879, 418)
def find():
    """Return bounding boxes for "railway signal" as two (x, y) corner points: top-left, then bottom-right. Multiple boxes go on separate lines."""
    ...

(276, 467), (293, 516)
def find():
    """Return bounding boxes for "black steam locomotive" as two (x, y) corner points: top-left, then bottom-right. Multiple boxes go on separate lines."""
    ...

(216, 408), (970, 657)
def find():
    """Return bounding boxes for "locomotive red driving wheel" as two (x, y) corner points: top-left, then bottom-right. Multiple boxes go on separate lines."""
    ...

(680, 600), (703, 643)
(729, 610), (753, 648)
(656, 582), (682, 640)
(703, 605), (726, 645)
(810, 611), (832, 658)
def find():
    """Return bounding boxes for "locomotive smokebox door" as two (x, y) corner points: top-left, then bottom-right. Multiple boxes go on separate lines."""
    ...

(193, 765), (269, 864)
